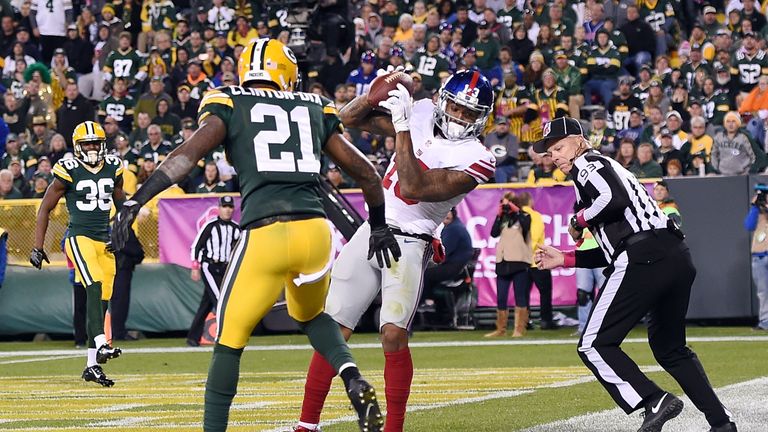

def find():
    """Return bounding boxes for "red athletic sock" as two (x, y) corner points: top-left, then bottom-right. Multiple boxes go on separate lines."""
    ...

(383, 348), (413, 432)
(300, 351), (337, 424)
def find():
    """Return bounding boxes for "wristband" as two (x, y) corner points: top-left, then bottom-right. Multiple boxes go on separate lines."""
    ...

(191, 261), (200, 270)
(573, 209), (588, 229)
(131, 170), (173, 205)
(563, 250), (576, 268)
(368, 203), (386, 228)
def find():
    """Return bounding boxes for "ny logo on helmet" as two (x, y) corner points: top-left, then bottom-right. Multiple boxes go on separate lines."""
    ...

(458, 84), (479, 104)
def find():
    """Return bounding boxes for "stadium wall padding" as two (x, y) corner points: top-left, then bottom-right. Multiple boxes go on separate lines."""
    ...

(0, 264), (202, 335)
(668, 175), (758, 320)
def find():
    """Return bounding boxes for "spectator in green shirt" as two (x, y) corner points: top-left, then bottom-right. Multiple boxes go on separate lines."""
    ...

(473, 20), (502, 87)
(0, 169), (22, 199)
(584, 28), (622, 105)
(630, 143), (663, 178)
(195, 161), (228, 194)
(552, 49), (583, 118)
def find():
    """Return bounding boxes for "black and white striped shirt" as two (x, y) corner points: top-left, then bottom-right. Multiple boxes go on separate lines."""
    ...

(573, 151), (668, 263)
(190, 218), (241, 264)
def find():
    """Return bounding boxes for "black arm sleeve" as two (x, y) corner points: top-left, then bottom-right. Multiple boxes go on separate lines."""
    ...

(576, 247), (610, 268)
(490, 215), (504, 238)
(523, 108), (538, 124)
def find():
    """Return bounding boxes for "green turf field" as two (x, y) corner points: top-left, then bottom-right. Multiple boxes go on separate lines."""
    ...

(0, 327), (766, 431)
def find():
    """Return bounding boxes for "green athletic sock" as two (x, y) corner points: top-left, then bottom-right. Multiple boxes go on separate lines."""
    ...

(298, 313), (355, 372)
(204, 343), (243, 432)
(85, 282), (104, 349)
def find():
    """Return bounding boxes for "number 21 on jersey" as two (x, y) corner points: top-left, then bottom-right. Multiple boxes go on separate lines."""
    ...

(250, 103), (320, 173)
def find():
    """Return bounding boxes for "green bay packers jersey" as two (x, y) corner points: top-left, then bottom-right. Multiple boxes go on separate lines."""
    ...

(640, 0), (675, 32)
(98, 95), (136, 127)
(410, 51), (451, 92)
(103, 48), (146, 82)
(197, 86), (342, 227)
(701, 92), (732, 126)
(52, 155), (123, 242)
(730, 49), (768, 93)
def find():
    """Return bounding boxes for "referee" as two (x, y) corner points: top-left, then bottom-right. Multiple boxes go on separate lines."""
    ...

(187, 196), (241, 347)
(533, 118), (736, 432)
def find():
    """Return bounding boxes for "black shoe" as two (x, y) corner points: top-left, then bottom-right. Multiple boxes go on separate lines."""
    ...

(539, 320), (560, 330)
(709, 422), (737, 432)
(96, 344), (122, 364)
(638, 392), (683, 432)
(82, 365), (114, 387)
(346, 378), (384, 432)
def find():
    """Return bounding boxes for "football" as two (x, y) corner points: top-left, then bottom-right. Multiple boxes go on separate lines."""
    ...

(367, 70), (414, 110)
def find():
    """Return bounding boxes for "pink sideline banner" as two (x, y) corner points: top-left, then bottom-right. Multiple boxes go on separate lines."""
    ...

(341, 186), (583, 307)
(158, 197), (243, 268)
(157, 183), (654, 307)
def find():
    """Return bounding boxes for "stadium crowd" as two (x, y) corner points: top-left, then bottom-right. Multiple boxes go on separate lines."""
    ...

(1, 0), (768, 200)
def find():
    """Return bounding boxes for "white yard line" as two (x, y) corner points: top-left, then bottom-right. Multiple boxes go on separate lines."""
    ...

(0, 354), (82, 365)
(0, 336), (766, 358)
(525, 377), (768, 432)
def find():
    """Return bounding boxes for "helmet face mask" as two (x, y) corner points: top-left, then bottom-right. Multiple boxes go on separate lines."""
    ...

(434, 71), (494, 140)
(72, 121), (107, 166)
(238, 38), (300, 91)
(75, 140), (106, 165)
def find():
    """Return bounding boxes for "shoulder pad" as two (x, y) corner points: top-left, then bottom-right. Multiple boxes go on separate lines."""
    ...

(57, 157), (80, 170)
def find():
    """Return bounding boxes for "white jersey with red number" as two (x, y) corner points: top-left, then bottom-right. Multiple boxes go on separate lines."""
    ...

(383, 99), (496, 236)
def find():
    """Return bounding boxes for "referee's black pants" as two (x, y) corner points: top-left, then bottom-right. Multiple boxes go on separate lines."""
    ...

(187, 262), (226, 344)
(577, 230), (729, 427)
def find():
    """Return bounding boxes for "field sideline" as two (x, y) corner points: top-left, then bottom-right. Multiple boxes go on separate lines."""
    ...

(0, 327), (766, 431)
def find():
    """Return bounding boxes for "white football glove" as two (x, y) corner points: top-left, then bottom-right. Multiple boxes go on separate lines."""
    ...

(378, 83), (412, 133)
(375, 64), (406, 77)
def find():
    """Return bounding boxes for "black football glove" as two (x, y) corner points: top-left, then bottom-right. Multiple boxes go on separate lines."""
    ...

(105, 241), (116, 254)
(30, 248), (50, 269)
(368, 225), (402, 268)
(111, 200), (141, 252)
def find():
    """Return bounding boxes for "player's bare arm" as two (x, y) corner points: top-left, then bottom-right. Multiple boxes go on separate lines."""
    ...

(111, 116), (225, 250)
(30, 178), (66, 268)
(325, 131), (401, 267)
(150, 116), (226, 191)
(324, 132), (384, 208)
(394, 130), (478, 202)
(338, 95), (396, 137)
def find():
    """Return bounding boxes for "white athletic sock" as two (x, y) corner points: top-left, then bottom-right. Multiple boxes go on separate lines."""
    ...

(87, 348), (97, 367)
(338, 362), (357, 374)
(297, 421), (320, 431)
(94, 334), (107, 348)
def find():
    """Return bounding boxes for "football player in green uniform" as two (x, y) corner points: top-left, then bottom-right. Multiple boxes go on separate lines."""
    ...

(111, 38), (399, 432)
(31, 121), (126, 387)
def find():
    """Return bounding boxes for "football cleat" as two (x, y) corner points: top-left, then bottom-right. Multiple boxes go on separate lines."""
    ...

(82, 365), (114, 387)
(292, 426), (321, 432)
(709, 422), (737, 432)
(96, 344), (122, 364)
(638, 392), (683, 432)
(346, 378), (384, 432)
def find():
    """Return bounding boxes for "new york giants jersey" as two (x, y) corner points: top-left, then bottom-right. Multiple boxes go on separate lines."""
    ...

(382, 99), (495, 236)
